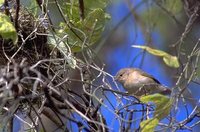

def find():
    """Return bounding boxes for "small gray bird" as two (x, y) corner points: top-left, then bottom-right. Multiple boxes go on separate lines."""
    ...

(115, 68), (171, 97)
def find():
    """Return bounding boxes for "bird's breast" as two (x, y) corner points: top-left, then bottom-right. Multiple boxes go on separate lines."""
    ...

(122, 71), (155, 95)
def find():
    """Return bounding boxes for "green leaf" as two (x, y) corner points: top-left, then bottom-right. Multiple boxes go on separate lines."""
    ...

(140, 94), (172, 131)
(62, 2), (80, 23)
(48, 36), (77, 69)
(133, 45), (167, 56)
(0, 13), (18, 44)
(163, 55), (179, 68)
(0, 0), (3, 6)
(59, 8), (110, 52)
(61, 0), (110, 23)
(132, 45), (179, 68)
(84, 0), (108, 10)
(164, 0), (182, 14)
(27, 0), (39, 16)
(81, 8), (108, 44)
(140, 118), (159, 132)
(140, 94), (172, 120)
(62, 0), (109, 18)
(58, 0), (110, 52)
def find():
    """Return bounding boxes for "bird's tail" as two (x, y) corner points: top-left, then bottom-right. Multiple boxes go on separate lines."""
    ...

(159, 85), (171, 95)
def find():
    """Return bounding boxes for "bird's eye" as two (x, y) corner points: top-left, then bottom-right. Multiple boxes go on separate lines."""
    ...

(120, 74), (123, 77)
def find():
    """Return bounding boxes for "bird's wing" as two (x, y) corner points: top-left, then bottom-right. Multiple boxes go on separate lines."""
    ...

(137, 69), (161, 84)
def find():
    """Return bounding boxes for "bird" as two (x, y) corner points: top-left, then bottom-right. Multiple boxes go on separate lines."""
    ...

(115, 68), (171, 97)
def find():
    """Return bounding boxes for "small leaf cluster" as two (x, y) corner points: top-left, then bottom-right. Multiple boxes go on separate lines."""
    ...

(140, 94), (172, 132)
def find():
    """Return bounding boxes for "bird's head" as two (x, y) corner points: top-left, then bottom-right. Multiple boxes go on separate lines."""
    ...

(114, 68), (133, 84)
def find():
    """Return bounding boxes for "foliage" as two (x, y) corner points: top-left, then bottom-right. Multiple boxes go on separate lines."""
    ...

(57, 0), (110, 52)
(0, 13), (18, 44)
(0, 0), (3, 6)
(132, 45), (179, 68)
(140, 94), (172, 131)
(140, 118), (159, 132)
